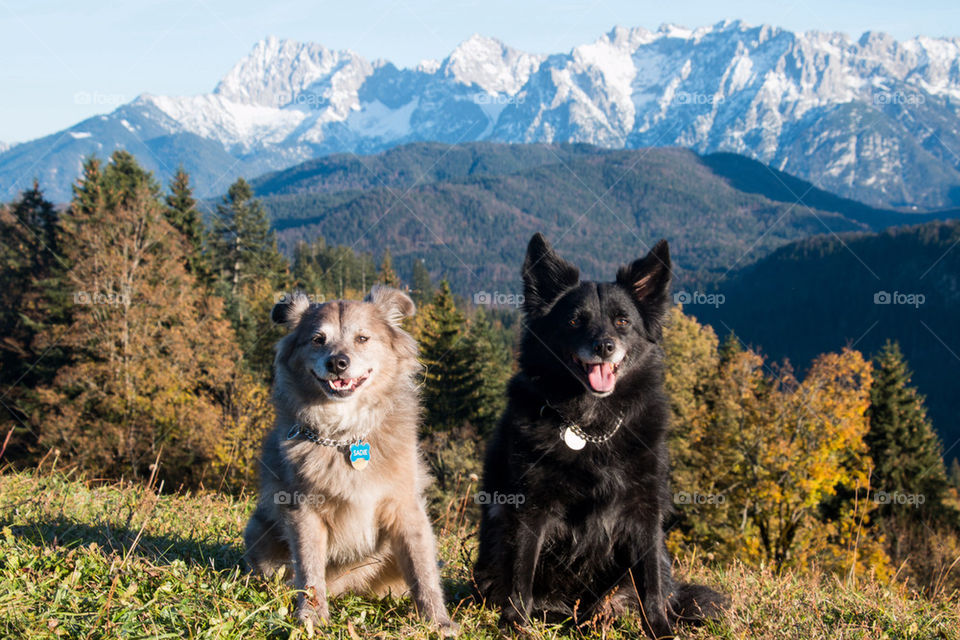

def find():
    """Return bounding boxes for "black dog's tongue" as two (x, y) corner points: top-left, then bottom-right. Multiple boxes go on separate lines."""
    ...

(586, 362), (616, 393)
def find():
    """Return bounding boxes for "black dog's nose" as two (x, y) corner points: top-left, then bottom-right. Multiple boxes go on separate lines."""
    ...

(594, 338), (616, 358)
(327, 354), (350, 373)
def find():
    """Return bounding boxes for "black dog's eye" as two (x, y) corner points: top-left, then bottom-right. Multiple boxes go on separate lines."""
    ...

(312, 332), (326, 345)
(615, 316), (629, 327)
(356, 335), (369, 344)
(568, 317), (580, 328)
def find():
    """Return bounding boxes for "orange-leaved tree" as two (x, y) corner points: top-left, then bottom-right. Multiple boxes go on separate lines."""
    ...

(33, 152), (245, 483)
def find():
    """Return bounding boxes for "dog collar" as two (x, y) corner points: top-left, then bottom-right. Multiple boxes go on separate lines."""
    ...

(540, 404), (625, 450)
(286, 424), (371, 470)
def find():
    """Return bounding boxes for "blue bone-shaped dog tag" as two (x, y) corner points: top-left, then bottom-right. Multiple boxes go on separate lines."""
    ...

(349, 441), (371, 470)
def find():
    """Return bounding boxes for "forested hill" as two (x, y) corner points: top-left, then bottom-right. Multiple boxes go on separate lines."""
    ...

(691, 219), (960, 452)
(248, 142), (960, 293)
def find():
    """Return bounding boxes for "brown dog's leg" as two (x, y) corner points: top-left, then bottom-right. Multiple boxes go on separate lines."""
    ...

(390, 500), (459, 636)
(284, 506), (330, 626)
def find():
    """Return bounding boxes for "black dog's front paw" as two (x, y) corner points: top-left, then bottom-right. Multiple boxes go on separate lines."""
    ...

(498, 602), (537, 632)
(641, 614), (673, 640)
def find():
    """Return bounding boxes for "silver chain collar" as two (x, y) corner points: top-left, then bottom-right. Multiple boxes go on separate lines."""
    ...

(540, 403), (625, 445)
(286, 423), (365, 448)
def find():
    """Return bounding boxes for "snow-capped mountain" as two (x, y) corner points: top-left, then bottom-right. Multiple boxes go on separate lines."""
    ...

(3, 21), (960, 207)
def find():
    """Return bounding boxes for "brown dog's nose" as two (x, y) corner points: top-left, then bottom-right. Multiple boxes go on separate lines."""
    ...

(594, 338), (616, 358)
(326, 354), (350, 373)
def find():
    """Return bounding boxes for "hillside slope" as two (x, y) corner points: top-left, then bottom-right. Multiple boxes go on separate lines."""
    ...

(691, 219), (960, 451)
(0, 470), (957, 639)
(251, 142), (957, 293)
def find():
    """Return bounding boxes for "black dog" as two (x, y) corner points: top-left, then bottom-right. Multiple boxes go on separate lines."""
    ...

(474, 233), (726, 638)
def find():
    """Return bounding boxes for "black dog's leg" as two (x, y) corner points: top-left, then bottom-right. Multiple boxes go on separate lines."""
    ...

(635, 530), (674, 639)
(500, 515), (546, 627)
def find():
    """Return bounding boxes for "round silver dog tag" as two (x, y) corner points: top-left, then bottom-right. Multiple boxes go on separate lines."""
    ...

(562, 426), (587, 450)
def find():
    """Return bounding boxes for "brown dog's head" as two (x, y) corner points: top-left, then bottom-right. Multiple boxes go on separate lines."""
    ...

(272, 286), (418, 406)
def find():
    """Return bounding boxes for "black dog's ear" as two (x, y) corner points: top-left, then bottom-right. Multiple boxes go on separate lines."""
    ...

(616, 239), (672, 335)
(522, 233), (580, 318)
(271, 292), (312, 328)
(365, 284), (415, 327)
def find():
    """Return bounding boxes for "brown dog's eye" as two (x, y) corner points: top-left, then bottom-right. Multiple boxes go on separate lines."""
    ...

(615, 316), (629, 327)
(356, 335), (369, 344)
(312, 332), (326, 345)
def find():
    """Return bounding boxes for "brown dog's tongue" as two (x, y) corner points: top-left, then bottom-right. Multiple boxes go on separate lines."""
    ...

(586, 362), (616, 393)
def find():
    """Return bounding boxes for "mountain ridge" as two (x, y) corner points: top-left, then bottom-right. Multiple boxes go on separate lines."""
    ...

(3, 20), (960, 206)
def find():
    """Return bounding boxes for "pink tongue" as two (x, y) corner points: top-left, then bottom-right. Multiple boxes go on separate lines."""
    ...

(331, 378), (351, 389)
(586, 363), (616, 393)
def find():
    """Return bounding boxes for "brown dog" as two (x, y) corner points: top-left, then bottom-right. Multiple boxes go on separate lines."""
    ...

(244, 286), (457, 635)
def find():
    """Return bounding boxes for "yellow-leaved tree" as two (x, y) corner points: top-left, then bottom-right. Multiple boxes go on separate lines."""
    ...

(665, 307), (889, 578)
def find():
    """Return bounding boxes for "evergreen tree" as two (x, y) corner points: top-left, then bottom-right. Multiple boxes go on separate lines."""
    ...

(949, 458), (960, 491)
(866, 340), (950, 516)
(378, 248), (399, 287)
(207, 178), (289, 375)
(208, 178), (286, 292)
(411, 258), (434, 305)
(71, 157), (104, 216)
(164, 166), (206, 279)
(462, 308), (512, 433)
(417, 281), (473, 431)
(101, 150), (161, 209)
(0, 182), (68, 456)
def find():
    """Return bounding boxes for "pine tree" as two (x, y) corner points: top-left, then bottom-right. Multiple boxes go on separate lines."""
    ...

(72, 157), (104, 216)
(417, 281), (473, 431)
(164, 166), (206, 279)
(208, 178), (286, 292)
(0, 182), (68, 457)
(101, 150), (161, 209)
(378, 248), (399, 287)
(461, 308), (512, 433)
(866, 340), (949, 516)
(949, 458), (960, 491)
(411, 258), (434, 305)
(207, 178), (289, 375)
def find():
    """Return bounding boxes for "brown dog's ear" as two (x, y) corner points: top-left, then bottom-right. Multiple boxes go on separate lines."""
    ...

(616, 239), (672, 336)
(522, 233), (580, 319)
(271, 292), (312, 328)
(365, 285), (415, 327)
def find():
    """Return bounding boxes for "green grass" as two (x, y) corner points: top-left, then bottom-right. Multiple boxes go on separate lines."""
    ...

(0, 468), (956, 639)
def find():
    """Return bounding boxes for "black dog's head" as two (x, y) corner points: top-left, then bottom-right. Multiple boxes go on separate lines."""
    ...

(519, 233), (672, 398)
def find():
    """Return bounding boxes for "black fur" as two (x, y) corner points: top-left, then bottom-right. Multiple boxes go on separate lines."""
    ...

(475, 234), (727, 638)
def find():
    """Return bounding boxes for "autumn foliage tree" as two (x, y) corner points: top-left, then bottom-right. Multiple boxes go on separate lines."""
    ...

(32, 152), (244, 482)
(665, 307), (888, 577)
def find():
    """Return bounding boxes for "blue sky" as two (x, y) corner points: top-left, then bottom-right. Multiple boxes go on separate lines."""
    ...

(2, 0), (958, 142)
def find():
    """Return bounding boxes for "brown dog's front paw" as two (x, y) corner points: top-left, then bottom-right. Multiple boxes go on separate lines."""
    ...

(434, 616), (460, 637)
(296, 593), (329, 634)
